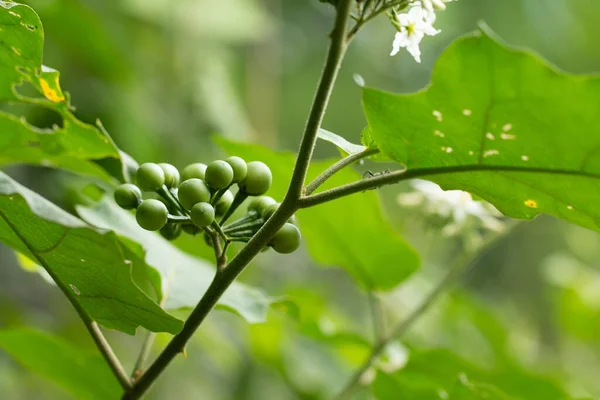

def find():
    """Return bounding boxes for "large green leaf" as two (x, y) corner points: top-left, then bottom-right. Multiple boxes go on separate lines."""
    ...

(373, 349), (570, 400)
(362, 26), (600, 232)
(0, 2), (122, 181)
(0, 171), (182, 334)
(0, 328), (121, 400)
(217, 138), (419, 290)
(76, 197), (274, 323)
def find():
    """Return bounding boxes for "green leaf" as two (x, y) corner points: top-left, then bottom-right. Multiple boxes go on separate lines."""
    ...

(76, 197), (274, 323)
(217, 138), (420, 290)
(317, 128), (366, 156)
(0, 171), (182, 334)
(0, 2), (123, 182)
(373, 349), (570, 400)
(0, 328), (121, 400)
(362, 25), (600, 232)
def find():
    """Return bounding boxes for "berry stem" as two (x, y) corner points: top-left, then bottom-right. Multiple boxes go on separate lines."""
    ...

(157, 186), (187, 215)
(210, 185), (231, 206)
(224, 230), (255, 238)
(167, 215), (191, 224)
(210, 221), (228, 242)
(222, 219), (265, 235)
(304, 147), (380, 195)
(218, 190), (247, 225)
(222, 212), (259, 230)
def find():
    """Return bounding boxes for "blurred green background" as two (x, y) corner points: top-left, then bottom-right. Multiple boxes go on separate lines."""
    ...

(2, 0), (600, 398)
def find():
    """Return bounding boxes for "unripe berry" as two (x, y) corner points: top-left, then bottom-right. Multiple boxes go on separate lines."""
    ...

(158, 163), (180, 188)
(205, 160), (234, 190)
(238, 161), (272, 195)
(269, 223), (301, 254)
(215, 190), (234, 216)
(260, 203), (296, 223)
(178, 179), (211, 210)
(191, 202), (215, 228)
(114, 184), (142, 210)
(247, 196), (276, 216)
(181, 163), (207, 182)
(160, 223), (182, 241)
(136, 199), (168, 231)
(225, 156), (247, 182)
(136, 163), (165, 191)
(261, 203), (279, 219)
(182, 224), (201, 236)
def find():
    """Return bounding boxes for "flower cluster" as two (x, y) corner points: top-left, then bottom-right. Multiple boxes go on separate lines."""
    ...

(398, 180), (505, 250)
(389, 0), (454, 63)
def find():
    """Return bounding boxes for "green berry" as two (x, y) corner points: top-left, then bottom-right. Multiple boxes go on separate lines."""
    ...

(215, 190), (234, 216)
(160, 223), (181, 241)
(158, 163), (180, 188)
(191, 202), (215, 228)
(247, 196), (276, 216)
(182, 224), (201, 236)
(269, 223), (301, 254)
(181, 163), (207, 182)
(178, 179), (211, 210)
(136, 199), (168, 231)
(238, 161), (272, 195)
(225, 156), (247, 182)
(261, 203), (279, 219)
(136, 163), (165, 191)
(205, 160), (234, 190)
(203, 231), (213, 246)
(114, 184), (142, 210)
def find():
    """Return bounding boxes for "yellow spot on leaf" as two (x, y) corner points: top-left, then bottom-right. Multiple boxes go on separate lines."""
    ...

(11, 46), (21, 56)
(524, 199), (537, 208)
(39, 76), (65, 103)
(16, 253), (39, 272)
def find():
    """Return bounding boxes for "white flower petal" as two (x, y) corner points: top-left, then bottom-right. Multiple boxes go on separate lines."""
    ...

(406, 40), (422, 63)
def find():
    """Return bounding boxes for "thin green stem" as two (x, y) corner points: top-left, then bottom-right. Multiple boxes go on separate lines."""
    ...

(305, 147), (380, 195)
(0, 211), (132, 391)
(333, 228), (513, 399)
(211, 221), (228, 242)
(223, 219), (265, 235)
(131, 331), (156, 381)
(167, 215), (190, 224)
(219, 190), (248, 225)
(120, 2), (354, 398)
(226, 230), (255, 238)
(223, 213), (259, 230)
(367, 291), (385, 341)
(348, 0), (410, 39)
(284, 0), (353, 200)
(299, 164), (600, 208)
(157, 186), (187, 215)
(211, 186), (231, 206)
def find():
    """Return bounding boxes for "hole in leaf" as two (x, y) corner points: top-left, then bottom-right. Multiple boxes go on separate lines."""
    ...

(0, 102), (63, 130)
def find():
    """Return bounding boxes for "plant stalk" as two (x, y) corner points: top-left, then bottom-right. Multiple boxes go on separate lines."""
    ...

(120, 1), (354, 398)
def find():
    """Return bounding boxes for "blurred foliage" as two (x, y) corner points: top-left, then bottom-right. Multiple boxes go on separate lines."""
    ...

(1, 0), (600, 399)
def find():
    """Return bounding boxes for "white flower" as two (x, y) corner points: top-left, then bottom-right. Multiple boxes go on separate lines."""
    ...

(422, 0), (455, 12)
(390, 3), (440, 63)
(398, 180), (505, 248)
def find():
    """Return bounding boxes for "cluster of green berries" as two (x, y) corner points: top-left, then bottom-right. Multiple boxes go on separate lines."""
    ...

(113, 157), (301, 254)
